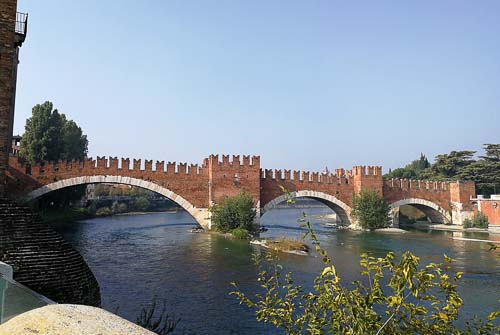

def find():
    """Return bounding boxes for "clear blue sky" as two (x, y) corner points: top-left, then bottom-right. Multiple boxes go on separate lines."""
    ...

(15, 0), (500, 172)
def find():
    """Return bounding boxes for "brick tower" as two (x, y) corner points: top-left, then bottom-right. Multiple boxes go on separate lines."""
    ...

(0, 0), (27, 195)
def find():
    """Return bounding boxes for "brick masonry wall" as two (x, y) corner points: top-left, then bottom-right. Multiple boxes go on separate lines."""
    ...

(260, 168), (355, 208)
(208, 155), (261, 206)
(8, 156), (211, 208)
(479, 199), (500, 226)
(0, 0), (17, 195)
(383, 179), (453, 210)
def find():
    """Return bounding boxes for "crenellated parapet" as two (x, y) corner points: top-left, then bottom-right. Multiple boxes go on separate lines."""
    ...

(384, 178), (451, 191)
(261, 167), (354, 185)
(208, 154), (260, 168)
(10, 156), (208, 177)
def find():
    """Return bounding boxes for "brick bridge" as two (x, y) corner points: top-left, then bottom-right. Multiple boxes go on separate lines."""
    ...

(6, 154), (476, 229)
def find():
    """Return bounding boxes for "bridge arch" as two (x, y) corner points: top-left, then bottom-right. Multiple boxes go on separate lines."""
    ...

(389, 198), (451, 224)
(25, 175), (210, 229)
(261, 190), (352, 225)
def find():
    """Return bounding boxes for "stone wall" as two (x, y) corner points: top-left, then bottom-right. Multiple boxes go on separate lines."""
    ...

(0, 198), (101, 306)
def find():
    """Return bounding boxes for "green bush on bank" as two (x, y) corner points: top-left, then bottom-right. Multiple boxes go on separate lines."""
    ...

(210, 192), (256, 234)
(351, 189), (391, 229)
(230, 228), (250, 239)
(463, 212), (489, 228)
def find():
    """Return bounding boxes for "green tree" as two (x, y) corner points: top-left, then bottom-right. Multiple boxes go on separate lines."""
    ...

(20, 101), (88, 164)
(134, 197), (150, 211)
(210, 192), (256, 233)
(351, 189), (391, 229)
(231, 222), (500, 334)
(385, 153), (430, 179)
(419, 150), (476, 181)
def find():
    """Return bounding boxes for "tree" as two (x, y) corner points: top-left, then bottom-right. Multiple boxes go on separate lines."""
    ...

(385, 153), (430, 179)
(231, 222), (500, 334)
(210, 192), (256, 233)
(351, 189), (391, 229)
(419, 151), (476, 181)
(134, 197), (150, 211)
(20, 101), (88, 164)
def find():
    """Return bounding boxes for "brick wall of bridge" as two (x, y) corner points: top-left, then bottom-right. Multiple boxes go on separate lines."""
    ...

(8, 156), (211, 208)
(207, 155), (261, 206)
(8, 155), (477, 225)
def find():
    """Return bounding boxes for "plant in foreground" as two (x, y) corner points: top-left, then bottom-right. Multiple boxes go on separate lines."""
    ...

(231, 218), (500, 334)
(136, 297), (180, 335)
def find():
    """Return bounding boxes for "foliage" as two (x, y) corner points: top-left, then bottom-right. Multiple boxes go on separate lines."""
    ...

(109, 187), (124, 197)
(210, 192), (256, 233)
(112, 201), (128, 214)
(133, 197), (151, 211)
(390, 145), (500, 196)
(95, 207), (112, 216)
(351, 189), (391, 229)
(230, 228), (250, 239)
(231, 220), (500, 335)
(385, 153), (430, 179)
(136, 297), (180, 335)
(463, 212), (489, 229)
(20, 101), (88, 164)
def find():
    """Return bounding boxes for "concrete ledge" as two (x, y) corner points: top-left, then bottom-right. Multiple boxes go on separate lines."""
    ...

(0, 304), (155, 335)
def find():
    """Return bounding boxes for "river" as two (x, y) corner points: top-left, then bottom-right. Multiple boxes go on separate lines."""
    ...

(52, 207), (500, 334)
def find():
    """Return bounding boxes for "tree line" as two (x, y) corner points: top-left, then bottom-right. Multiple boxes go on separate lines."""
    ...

(385, 144), (500, 195)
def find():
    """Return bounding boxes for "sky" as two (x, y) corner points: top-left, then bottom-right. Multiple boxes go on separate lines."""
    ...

(14, 0), (500, 172)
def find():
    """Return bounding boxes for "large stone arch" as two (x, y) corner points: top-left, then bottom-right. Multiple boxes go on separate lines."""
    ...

(25, 176), (210, 229)
(389, 198), (451, 225)
(261, 190), (352, 225)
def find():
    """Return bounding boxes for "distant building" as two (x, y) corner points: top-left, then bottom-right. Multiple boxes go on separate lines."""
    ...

(11, 135), (21, 156)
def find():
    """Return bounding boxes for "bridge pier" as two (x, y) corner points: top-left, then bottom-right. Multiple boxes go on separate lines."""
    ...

(450, 202), (474, 226)
(390, 207), (400, 228)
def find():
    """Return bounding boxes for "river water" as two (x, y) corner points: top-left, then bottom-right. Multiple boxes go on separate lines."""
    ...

(52, 207), (500, 334)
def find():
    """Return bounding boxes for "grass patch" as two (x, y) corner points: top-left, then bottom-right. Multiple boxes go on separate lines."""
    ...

(267, 237), (309, 253)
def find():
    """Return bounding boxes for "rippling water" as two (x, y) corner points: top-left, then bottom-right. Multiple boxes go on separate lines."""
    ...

(52, 208), (500, 334)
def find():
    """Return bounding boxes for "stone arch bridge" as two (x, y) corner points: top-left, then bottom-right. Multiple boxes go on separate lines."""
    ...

(7, 155), (476, 229)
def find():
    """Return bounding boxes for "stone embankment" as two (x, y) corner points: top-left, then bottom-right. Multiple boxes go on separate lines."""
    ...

(0, 198), (101, 306)
(0, 304), (154, 335)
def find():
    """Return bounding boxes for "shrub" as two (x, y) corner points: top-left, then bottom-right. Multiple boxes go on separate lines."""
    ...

(210, 192), (256, 233)
(95, 207), (111, 217)
(112, 201), (128, 214)
(351, 189), (391, 229)
(230, 228), (249, 239)
(136, 297), (180, 335)
(463, 212), (489, 228)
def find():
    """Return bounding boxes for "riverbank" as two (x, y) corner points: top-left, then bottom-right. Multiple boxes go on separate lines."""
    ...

(39, 208), (180, 225)
(39, 208), (93, 225)
(401, 222), (500, 234)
